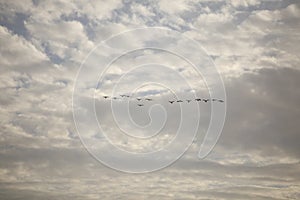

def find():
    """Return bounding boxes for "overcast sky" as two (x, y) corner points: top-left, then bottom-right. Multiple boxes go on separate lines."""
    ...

(0, 0), (300, 199)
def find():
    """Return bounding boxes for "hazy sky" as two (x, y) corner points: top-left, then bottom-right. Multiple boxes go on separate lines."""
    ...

(0, 0), (300, 199)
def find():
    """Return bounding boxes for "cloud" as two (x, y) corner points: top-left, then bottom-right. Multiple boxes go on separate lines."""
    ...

(158, 0), (192, 15)
(229, 0), (260, 8)
(0, 0), (300, 199)
(218, 67), (300, 159)
(0, 26), (49, 72)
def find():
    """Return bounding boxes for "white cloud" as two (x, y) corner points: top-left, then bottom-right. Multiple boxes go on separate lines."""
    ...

(0, 26), (49, 72)
(158, 0), (191, 15)
(75, 0), (122, 20)
(26, 16), (94, 64)
(229, 0), (260, 8)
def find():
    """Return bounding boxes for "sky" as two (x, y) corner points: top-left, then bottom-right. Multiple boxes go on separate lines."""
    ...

(0, 0), (300, 199)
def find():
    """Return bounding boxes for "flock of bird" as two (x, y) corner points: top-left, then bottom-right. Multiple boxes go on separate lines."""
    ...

(102, 95), (224, 107)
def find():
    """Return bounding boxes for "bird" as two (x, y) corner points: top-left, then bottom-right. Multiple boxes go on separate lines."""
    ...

(195, 98), (201, 101)
(203, 99), (209, 102)
(218, 99), (224, 103)
(212, 98), (217, 101)
(186, 100), (192, 103)
(136, 98), (142, 101)
(103, 96), (109, 99)
(112, 97), (118, 100)
(137, 104), (144, 107)
(145, 98), (153, 101)
(120, 94), (130, 98)
(177, 100), (183, 103)
(169, 101), (175, 104)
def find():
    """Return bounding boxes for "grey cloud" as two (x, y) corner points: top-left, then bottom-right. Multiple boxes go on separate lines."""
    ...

(217, 67), (300, 159)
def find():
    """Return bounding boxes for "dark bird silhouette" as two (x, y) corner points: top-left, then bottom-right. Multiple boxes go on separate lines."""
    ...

(177, 100), (183, 103)
(169, 101), (175, 104)
(186, 100), (192, 103)
(120, 94), (126, 97)
(112, 97), (118, 100)
(137, 104), (144, 106)
(195, 98), (201, 101)
(103, 96), (109, 99)
(145, 98), (152, 101)
(136, 98), (142, 101)
(203, 99), (209, 102)
(212, 98), (217, 101)
(218, 99), (224, 102)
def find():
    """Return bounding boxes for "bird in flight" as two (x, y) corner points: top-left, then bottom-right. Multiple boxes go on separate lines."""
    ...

(102, 93), (224, 105)
(120, 94), (130, 98)
(212, 98), (224, 102)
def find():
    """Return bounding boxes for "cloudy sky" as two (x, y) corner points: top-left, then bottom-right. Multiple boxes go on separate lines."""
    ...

(1, 0), (300, 199)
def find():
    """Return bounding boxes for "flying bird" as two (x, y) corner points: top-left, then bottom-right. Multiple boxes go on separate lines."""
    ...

(112, 97), (118, 100)
(103, 96), (109, 99)
(177, 100), (183, 103)
(195, 98), (201, 101)
(137, 104), (144, 107)
(136, 98), (142, 101)
(169, 101), (175, 104)
(218, 99), (224, 102)
(145, 98), (153, 101)
(186, 100), (192, 103)
(203, 99), (209, 102)
(120, 94), (130, 98)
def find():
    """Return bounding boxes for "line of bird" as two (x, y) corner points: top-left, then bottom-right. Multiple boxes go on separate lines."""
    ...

(102, 95), (224, 107)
